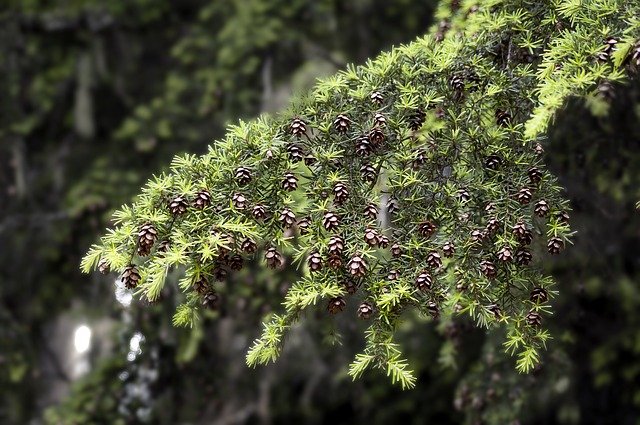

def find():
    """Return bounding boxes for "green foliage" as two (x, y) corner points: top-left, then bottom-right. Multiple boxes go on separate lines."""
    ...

(83, 0), (640, 387)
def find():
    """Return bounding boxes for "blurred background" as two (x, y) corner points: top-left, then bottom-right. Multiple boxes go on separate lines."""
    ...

(0, 1), (639, 424)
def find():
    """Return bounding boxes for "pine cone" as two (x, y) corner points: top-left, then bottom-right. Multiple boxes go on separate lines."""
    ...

(419, 220), (437, 238)
(193, 276), (209, 294)
(534, 200), (550, 217)
(137, 223), (158, 256)
(515, 247), (533, 265)
(412, 150), (427, 170)
(289, 118), (307, 137)
(347, 255), (367, 277)
(279, 208), (296, 228)
(333, 183), (349, 204)
(526, 310), (542, 327)
(378, 235), (390, 248)
(555, 211), (570, 225)
(328, 235), (344, 255)
(364, 228), (380, 246)
(387, 197), (399, 215)
(534, 143), (544, 155)
(530, 287), (548, 303)
(297, 217), (311, 234)
(202, 291), (220, 310)
(456, 189), (471, 203)
(515, 188), (533, 205)
(333, 114), (350, 134)
(193, 190), (211, 209)
(630, 40), (640, 66)
(485, 218), (500, 235)
(480, 260), (497, 279)
(443, 241), (455, 258)
(488, 304), (502, 319)
(304, 155), (316, 166)
(415, 271), (433, 292)
(235, 167), (252, 185)
(327, 254), (343, 270)
(232, 193), (247, 209)
(356, 136), (374, 157)
(360, 163), (377, 182)
(363, 203), (378, 220)
(373, 113), (386, 127)
(252, 205), (268, 220)
(343, 280), (359, 295)
(241, 238), (257, 254)
(265, 247), (283, 269)
(596, 36), (618, 61)
(547, 237), (564, 254)
(597, 81), (615, 101)
(308, 252), (323, 272)
(287, 143), (304, 162)
(427, 302), (440, 318)
(450, 74), (465, 92)
(512, 222), (531, 244)
(497, 247), (513, 262)
(435, 20), (450, 43)
(121, 266), (141, 289)
(371, 91), (384, 104)
(168, 196), (188, 215)
(327, 297), (347, 314)
(528, 167), (543, 185)
(213, 265), (228, 281)
(151, 239), (168, 255)
(495, 109), (511, 126)
(485, 154), (502, 170)
(368, 128), (385, 145)
(322, 212), (340, 231)
(282, 172), (298, 191)
(98, 259), (110, 274)
(426, 251), (442, 269)
(391, 243), (402, 257)
(357, 302), (374, 319)
(471, 229), (486, 243)
(408, 109), (426, 131)
(228, 254), (244, 271)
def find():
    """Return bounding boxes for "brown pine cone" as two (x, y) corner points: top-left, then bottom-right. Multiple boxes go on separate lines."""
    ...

(327, 297), (347, 314)
(279, 208), (296, 228)
(265, 247), (283, 269)
(168, 196), (188, 215)
(427, 251), (442, 269)
(308, 252), (323, 272)
(193, 190), (211, 209)
(415, 271), (433, 292)
(289, 118), (307, 137)
(121, 266), (141, 289)
(333, 114), (350, 134)
(419, 220), (437, 238)
(347, 255), (368, 277)
(357, 302), (374, 319)
(480, 260), (497, 279)
(322, 212), (340, 231)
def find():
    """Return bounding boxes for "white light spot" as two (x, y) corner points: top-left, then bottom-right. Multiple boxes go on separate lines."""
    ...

(127, 332), (145, 361)
(74, 325), (92, 354)
(115, 278), (133, 307)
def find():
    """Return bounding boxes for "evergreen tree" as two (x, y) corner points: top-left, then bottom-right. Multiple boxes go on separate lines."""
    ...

(82, 0), (640, 392)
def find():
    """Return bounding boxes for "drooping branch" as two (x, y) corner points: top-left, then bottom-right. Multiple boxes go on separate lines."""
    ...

(83, 0), (640, 387)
